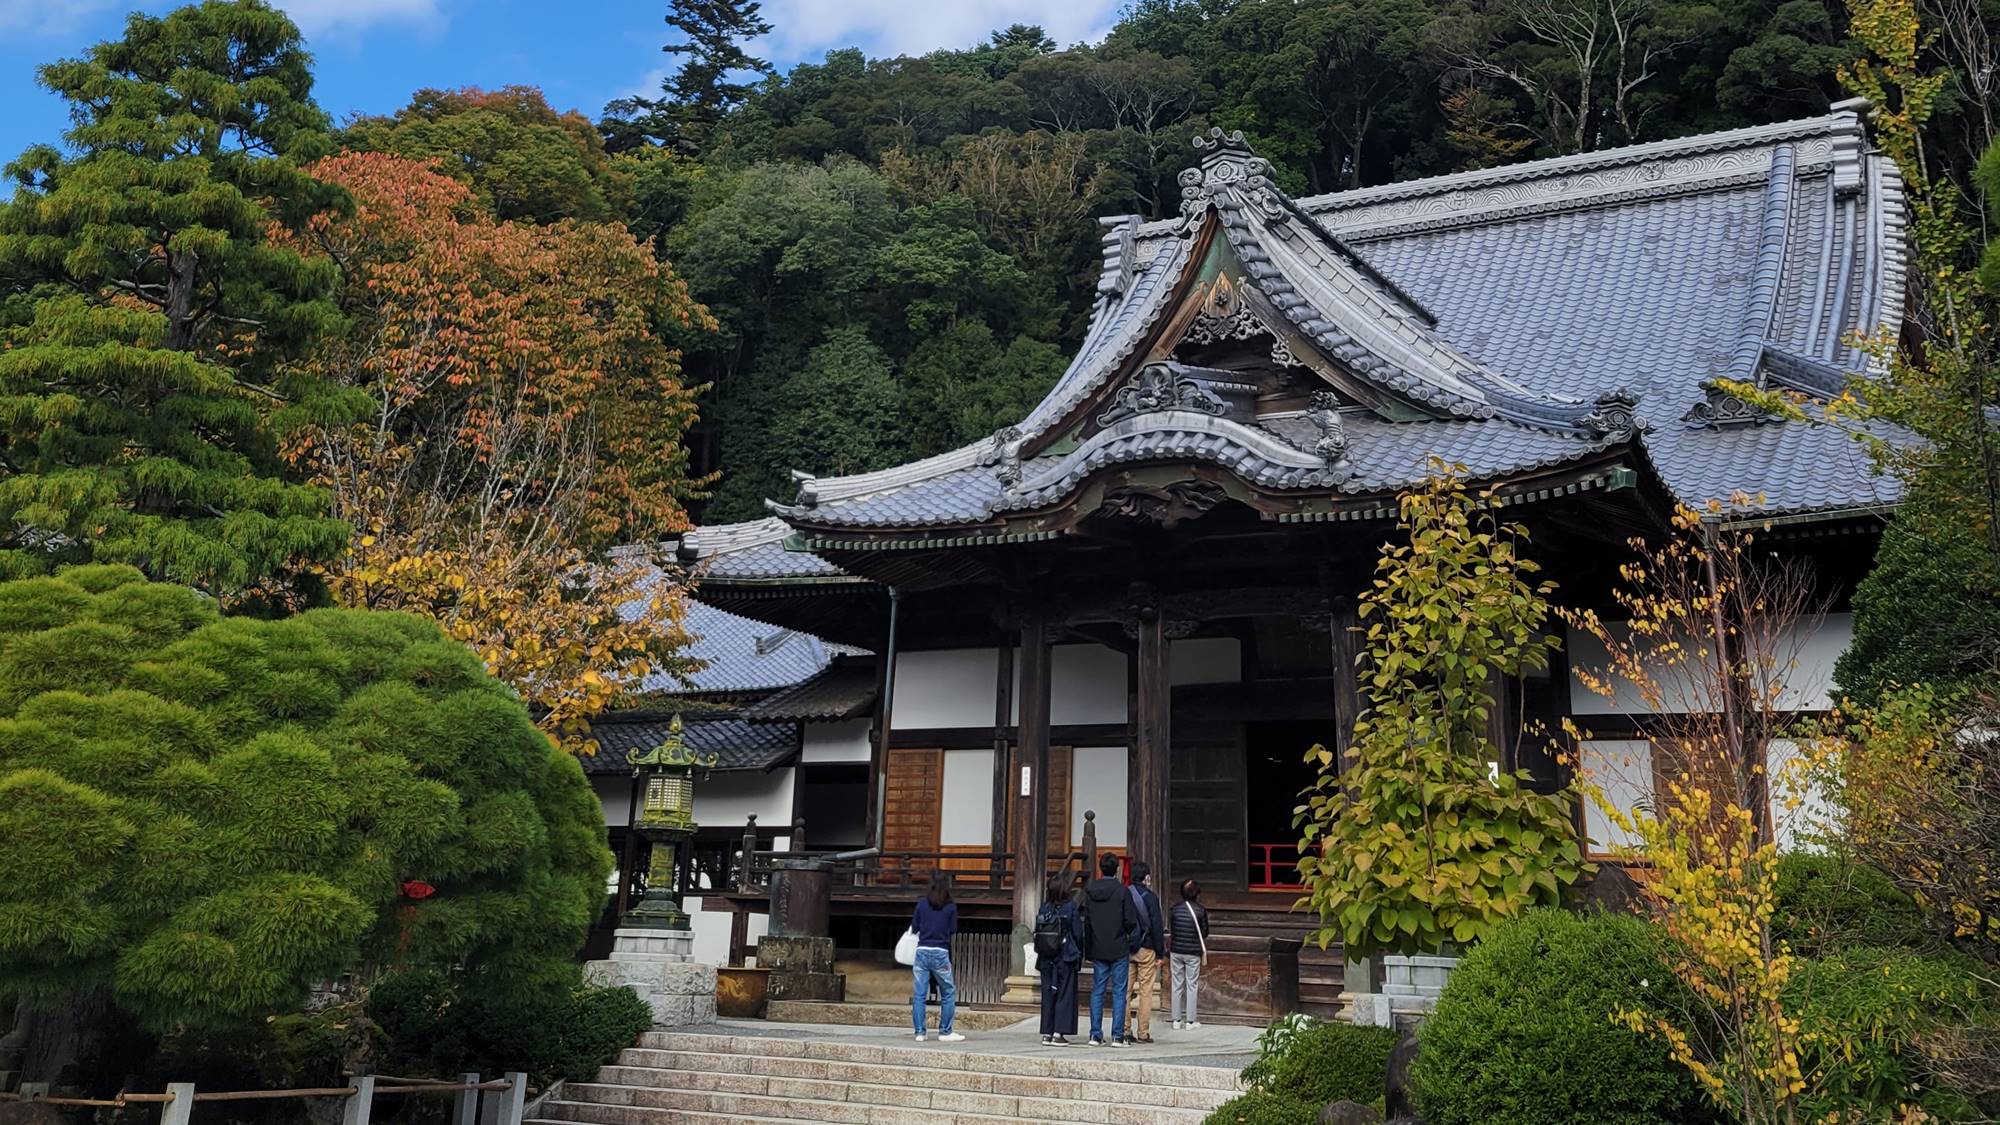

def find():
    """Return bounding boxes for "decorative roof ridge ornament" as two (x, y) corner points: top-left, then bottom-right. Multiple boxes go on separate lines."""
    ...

(790, 469), (820, 509)
(1097, 362), (1229, 427)
(1683, 381), (1779, 429)
(1097, 216), (1140, 300)
(1306, 389), (1354, 476)
(1581, 388), (1647, 438)
(983, 424), (1025, 493)
(1179, 127), (1287, 235)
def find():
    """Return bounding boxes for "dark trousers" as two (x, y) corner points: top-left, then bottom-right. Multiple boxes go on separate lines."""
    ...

(1039, 959), (1078, 1036)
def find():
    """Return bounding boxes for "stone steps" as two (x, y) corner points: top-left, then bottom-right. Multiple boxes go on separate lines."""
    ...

(530, 1029), (1239, 1125)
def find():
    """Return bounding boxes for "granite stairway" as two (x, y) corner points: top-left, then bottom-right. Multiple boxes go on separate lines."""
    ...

(530, 1029), (1242, 1125)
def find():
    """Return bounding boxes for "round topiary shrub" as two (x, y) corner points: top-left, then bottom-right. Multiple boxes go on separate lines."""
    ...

(1772, 853), (1927, 956)
(1411, 908), (1719, 1125)
(1245, 1020), (1398, 1106)
(1202, 1090), (1321, 1125)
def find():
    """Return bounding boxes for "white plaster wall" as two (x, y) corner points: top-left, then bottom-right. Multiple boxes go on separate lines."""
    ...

(693, 767), (796, 833)
(939, 747), (996, 846)
(891, 649), (998, 730)
(684, 897), (769, 967)
(1768, 738), (1834, 853)
(802, 718), (874, 763)
(1051, 644), (1128, 726)
(1580, 739), (1653, 853)
(1071, 745), (1128, 847)
(593, 775), (635, 828)
(1170, 637), (1243, 685)
(1770, 613), (1854, 712)
(1570, 614), (1856, 716)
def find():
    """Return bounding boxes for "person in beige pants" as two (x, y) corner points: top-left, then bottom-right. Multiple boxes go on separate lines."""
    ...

(1125, 861), (1166, 1044)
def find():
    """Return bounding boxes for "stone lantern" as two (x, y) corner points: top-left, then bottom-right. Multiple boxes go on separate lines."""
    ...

(623, 715), (712, 934)
(586, 714), (720, 1027)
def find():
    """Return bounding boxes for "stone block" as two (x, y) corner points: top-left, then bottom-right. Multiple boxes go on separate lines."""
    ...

(768, 970), (844, 1002)
(1346, 992), (1395, 1028)
(757, 935), (836, 974)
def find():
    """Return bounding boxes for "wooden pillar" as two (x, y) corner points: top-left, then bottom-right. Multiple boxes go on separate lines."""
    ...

(1328, 595), (1362, 777)
(1013, 608), (1052, 930)
(1131, 585), (1170, 876)
(991, 632), (1014, 889)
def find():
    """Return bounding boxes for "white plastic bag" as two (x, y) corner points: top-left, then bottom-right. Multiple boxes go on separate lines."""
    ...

(894, 927), (919, 966)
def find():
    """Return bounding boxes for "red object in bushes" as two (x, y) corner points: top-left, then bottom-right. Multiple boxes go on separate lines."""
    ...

(401, 879), (436, 900)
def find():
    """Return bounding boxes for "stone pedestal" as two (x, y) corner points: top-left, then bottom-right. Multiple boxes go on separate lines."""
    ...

(585, 927), (716, 1027)
(758, 934), (844, 1003)
(1342, 953), (1460, 1029)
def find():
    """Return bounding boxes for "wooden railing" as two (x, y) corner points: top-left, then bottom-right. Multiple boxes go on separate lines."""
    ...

(1249, 842), (1305, 890)
(16, 1072), (528, 1125)
(738, 848), (1019, 898)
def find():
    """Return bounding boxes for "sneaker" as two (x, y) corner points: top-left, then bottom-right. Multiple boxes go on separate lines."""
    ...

(1053, 1035), (1072, 1046)
(1187, 1022), (1202, 1030)
(914, 1033), (926, 1042)
(1040, 1035), (1052, 1045)
(1087, 1037), (1104, 1047)
(1110, 1038), (1129, 1048)
(1136, 1035), (1154, 1044)
(1172, 1020), (1184, 1030)
(939, 1032), (965, 1043)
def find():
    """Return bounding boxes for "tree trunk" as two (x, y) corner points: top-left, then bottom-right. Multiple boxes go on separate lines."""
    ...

(164, 249), (200, 352)
(17, 989), (153, 1094)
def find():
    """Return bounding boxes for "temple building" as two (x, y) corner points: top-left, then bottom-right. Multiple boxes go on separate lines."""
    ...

(617, 104), (1907, 1013)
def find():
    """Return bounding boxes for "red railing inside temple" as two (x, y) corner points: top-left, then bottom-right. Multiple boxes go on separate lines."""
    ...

(1249, 842), (1304, 890)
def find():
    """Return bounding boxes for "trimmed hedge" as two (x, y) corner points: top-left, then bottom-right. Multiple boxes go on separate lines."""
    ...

(1203, 1090), (1322, 1125)
(371, 964), (651, 1087)
(1791, 945), (1991, 1121)
(1243, 1020), (1397, 1106)
(1411, 909), (1719, 1125)
(1771, 853), (1927, 957)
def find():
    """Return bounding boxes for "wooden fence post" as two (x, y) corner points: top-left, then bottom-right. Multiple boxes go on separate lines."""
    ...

(496, 1072), (528, 1125)
(161, 1083), (195, 1125)
(341, 1075), (374, 1125)
(453, 1072), (480, 1125)
(738, 814), (759, 892)
(1082, 810), (1098, 878)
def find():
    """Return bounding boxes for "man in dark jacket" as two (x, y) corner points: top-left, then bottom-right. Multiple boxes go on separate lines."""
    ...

(1126, 861), (1167, 1043)
(1081, 852), (1139, 1046)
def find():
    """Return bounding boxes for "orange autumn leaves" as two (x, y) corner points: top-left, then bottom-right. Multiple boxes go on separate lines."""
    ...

(286, 151), (713, 753)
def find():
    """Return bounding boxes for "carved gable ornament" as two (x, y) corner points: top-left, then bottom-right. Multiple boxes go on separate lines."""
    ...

(1098, 479), (1227, 529)
(1097, 362), (1228, 427)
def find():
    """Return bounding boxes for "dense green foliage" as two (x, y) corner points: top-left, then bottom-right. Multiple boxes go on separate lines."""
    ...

(1201, 1090), (1325, 1125)
(369, 966), (651, 1087)
(1241, 1019), (1398, 1106)
(0, 566), (613, 1031)
(1837, 483), (2000, 708)
(1771, 852), (1928, 957)
(1296, 471), (1587, 957)
(0, 0), (349, 590)
(1789, 945), (1995, 1120)
(1410, 909), (1718, 1125)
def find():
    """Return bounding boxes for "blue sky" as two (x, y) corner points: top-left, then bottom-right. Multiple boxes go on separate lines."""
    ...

(0, 0), (1122, 179)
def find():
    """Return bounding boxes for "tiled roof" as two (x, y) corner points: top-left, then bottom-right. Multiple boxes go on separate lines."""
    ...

(582, 712), (799, 774)
(741, 657), (879, 722)
(637, 598), (845, 695)
(694, 107), (1903, 561)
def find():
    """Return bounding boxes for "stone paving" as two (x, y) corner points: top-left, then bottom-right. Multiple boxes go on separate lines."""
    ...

(708, 1016), (1261, 1071)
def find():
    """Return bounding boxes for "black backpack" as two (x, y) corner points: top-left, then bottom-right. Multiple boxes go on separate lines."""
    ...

(1033, 903), (1066, 961)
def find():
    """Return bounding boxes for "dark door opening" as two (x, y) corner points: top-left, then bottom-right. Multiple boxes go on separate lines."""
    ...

(1244, 720), (1331, 890)
(798, 763), (869, 850)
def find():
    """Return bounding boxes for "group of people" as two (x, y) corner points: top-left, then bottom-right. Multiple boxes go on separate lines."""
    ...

(904, 854), (1213, 1046)
(1033, 853), (1211, 1047)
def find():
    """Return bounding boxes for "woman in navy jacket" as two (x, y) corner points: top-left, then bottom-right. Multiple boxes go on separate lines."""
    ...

(1035, 871), (1086, 1044)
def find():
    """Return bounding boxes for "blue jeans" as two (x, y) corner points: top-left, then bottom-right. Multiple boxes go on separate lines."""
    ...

(911, 946), (956, 1036)
(1089, 957), (1129, 1042)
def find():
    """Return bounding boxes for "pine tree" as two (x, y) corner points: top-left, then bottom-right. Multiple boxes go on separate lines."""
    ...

(603, 0), (773, 154)
(0, 0), (350, 593)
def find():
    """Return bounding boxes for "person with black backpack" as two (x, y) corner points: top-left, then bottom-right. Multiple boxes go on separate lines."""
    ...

(1034, 871), (1084, 1045)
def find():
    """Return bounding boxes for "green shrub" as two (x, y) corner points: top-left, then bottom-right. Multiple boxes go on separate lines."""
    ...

(1790, 945), (1992, 1121)
(1411, 909), (1719, 1125)
(370, 964), (650, 1087)
(1773, 853), (1927, 956)
(1243, 1019), (1396, 1106)
(1202, 1090), (1321, 1125)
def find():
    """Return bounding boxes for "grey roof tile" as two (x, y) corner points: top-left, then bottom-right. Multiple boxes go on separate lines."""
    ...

(640, 599), (838, 695)
(741, 657), (879, 722)
(583, 713), (798, 774)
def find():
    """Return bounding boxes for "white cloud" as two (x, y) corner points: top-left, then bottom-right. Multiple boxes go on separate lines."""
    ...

(274, 0), (441, 37)
(753, 0), (1122, 63)
(0, 0), (117, 36)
